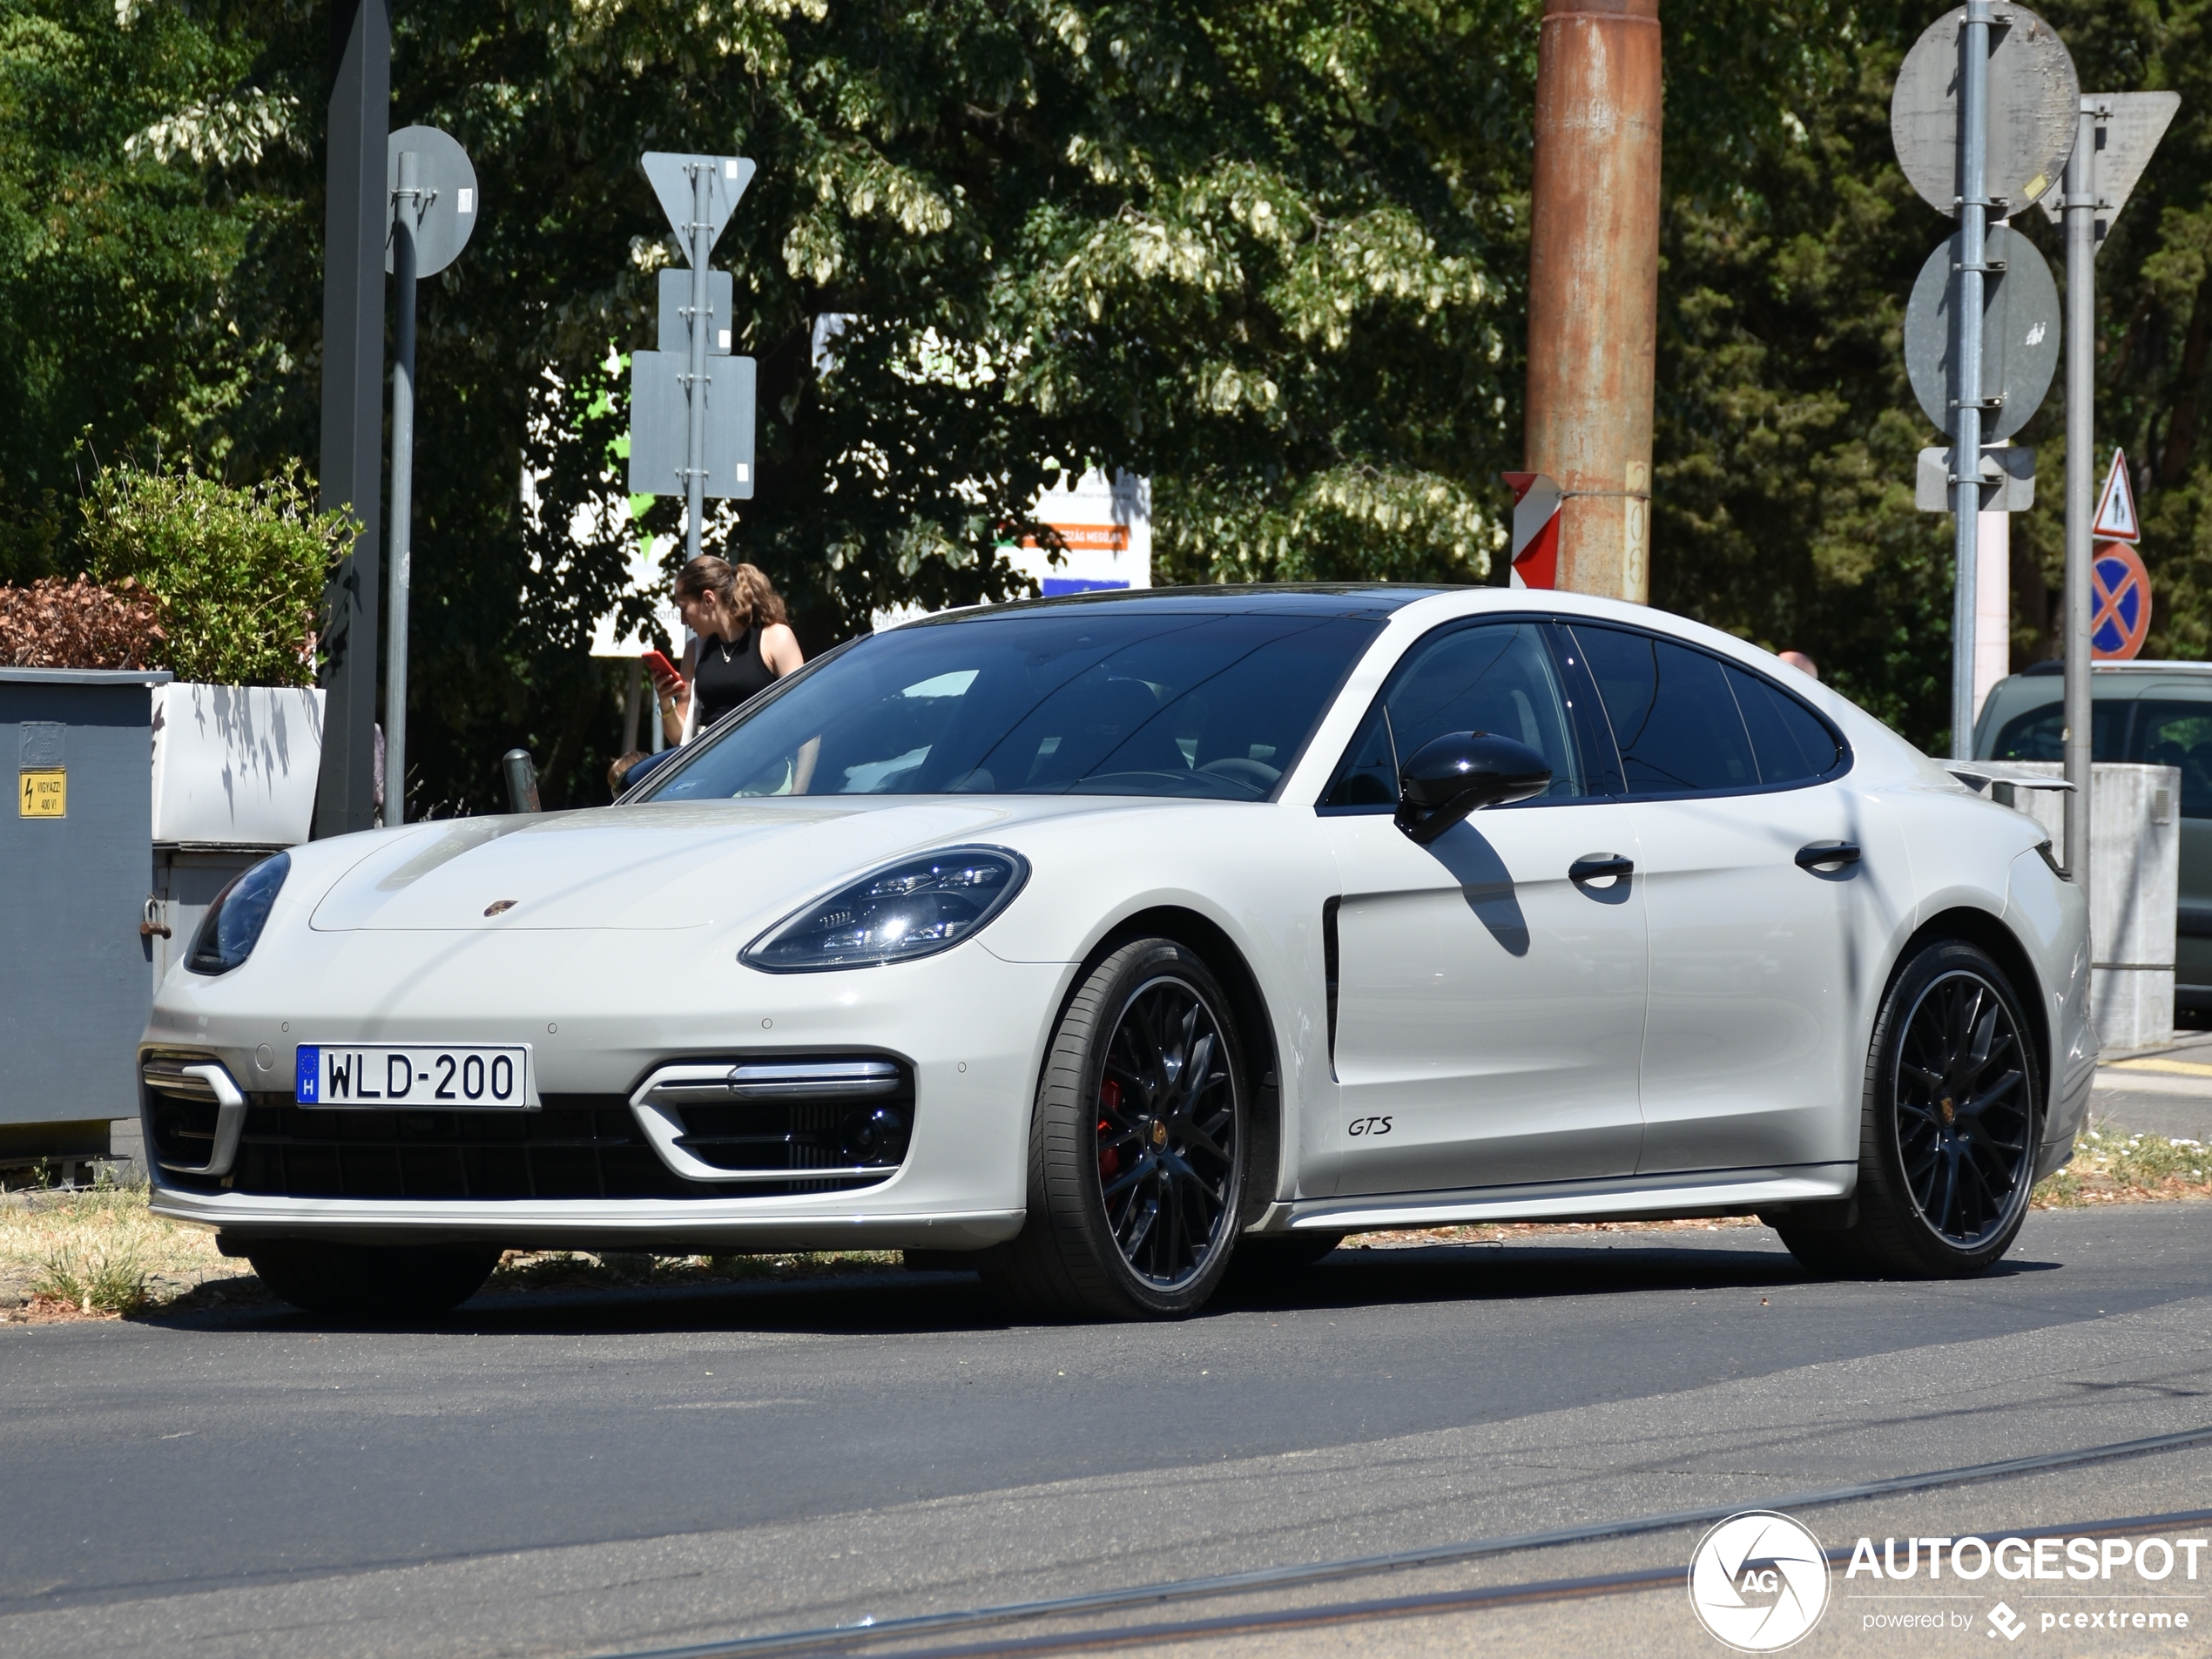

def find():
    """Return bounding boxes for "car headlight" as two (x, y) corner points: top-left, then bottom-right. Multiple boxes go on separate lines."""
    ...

(185, 853), (291, 975)
(741, 846), (1028, 973)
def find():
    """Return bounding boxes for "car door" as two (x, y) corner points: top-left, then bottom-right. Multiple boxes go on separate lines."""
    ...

(2119, 685), (2212, 1011)
(1568, 624), (1912, 1174)
(1318, 617), (1648, 1196)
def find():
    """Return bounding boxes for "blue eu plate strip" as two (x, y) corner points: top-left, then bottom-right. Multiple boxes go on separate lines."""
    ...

(295, 1045), (320, 1103)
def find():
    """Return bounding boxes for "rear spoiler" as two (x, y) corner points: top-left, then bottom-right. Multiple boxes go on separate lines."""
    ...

(1944, 761), (2076, 808)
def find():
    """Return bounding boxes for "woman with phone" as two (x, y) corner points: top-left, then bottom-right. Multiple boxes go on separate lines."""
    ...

(609, 557), (806, 794)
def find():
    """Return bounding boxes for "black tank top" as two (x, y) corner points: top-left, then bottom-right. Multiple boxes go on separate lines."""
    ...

(691, 620), (777, 730)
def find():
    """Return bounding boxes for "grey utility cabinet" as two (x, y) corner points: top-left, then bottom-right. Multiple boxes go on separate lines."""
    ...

(1, 667), (170, 1163)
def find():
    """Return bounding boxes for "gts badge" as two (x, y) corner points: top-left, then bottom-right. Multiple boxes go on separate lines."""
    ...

(1347, 1116), (1393, 1137)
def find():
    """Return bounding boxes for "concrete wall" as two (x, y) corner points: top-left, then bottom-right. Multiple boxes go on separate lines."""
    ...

(2008, 761), (2180, 1051)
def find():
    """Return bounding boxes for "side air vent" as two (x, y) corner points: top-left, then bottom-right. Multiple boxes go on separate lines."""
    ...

(141, 1052), (248, 1177)
(630, 1057), (914, 1187)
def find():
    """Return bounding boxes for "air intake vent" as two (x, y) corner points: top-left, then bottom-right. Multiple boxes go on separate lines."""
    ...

(630, 1057), (915, 1186)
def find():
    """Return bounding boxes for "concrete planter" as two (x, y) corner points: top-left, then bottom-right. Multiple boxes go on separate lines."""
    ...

(150, 682), (324, 846)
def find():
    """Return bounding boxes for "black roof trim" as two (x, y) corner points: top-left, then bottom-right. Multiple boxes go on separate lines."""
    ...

(885, 583), (1466, 629)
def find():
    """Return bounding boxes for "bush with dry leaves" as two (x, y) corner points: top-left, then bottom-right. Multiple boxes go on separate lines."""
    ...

(0, 575), (164, 671)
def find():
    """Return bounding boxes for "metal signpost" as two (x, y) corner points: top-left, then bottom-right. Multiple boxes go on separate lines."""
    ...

(2046, 98), (2176, 889)
(631, 154), (758, 562)
(381, 126), (477, 826)
(1893, 9), (2176, 900)
(1892, 3), (2079, 761)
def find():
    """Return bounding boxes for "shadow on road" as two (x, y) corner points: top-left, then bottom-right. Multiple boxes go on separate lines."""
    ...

(125, 1234), (2062, 1340)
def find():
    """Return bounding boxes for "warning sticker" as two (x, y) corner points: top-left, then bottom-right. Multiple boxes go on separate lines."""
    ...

(18, 768), (64, 818)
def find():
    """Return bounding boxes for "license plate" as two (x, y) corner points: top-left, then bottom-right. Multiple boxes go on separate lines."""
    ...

(295, 1044), (536, 1109)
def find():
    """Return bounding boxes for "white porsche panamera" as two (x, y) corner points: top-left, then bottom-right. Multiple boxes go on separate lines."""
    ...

(139, 585), (2094, 1319)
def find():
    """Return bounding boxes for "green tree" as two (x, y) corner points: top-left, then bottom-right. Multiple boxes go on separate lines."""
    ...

(0, 0), (279, 510)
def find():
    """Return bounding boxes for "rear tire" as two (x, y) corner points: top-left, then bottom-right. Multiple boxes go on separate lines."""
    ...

(981, 939), (1249, 1320)
(246, 1241), (501, 1318)
(1781, 939), (2042, 1279)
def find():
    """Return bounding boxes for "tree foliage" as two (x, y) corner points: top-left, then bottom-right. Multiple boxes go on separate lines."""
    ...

(9, 0), (2212, 786)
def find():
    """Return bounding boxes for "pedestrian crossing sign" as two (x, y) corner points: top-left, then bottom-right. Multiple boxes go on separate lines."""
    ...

(2093, 449), (2141, 543)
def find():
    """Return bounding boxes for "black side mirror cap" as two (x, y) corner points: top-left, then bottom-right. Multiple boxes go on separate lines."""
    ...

(1395, 732), (1553, 844)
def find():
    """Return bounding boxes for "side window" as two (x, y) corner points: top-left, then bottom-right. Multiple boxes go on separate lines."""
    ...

(1573, 625), (1757, 795)
(1727, 664), (1844, 784)
(1325, 621), (1586, 806)
(1988, 697), (2128, 765)
(2128, 698), (2212, 819)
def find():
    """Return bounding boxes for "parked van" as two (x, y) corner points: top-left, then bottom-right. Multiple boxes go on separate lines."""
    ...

(1975, 660), (2212, 1018)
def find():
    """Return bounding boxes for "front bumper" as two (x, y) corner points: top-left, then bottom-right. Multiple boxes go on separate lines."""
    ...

(141, 928), (1067, 1249)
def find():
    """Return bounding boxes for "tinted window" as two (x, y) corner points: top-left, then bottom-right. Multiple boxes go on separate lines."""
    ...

(1987, 697), (2129, 764)
(2130, 699), (2212, 819)
(1325, 621), (1586, 806)
(1574, 626), (1758, 794)
(1728, 664), (1843, 784)
(643, 610), (1382, 802)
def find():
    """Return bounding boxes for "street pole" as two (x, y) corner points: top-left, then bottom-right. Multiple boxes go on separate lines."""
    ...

(313, 0), (389, 836)
(384, 148), (421, 828)
(1950, 1), (1992, 760)
(685, 162), (710, 565)
(1523, 0), (1662, 601)
(2062, 104), (2096, 897)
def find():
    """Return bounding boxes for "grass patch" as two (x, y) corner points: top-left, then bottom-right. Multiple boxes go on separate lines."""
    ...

(2032, 1123), (2212, 1208)
(1, 1180), (237, 1320)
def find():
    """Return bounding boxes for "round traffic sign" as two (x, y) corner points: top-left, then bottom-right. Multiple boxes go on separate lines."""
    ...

(2091, 541), (2153, 660)
(1892, 5), (2079, 219)
(1904, 223), (2061, 442)
(385, 125), (478, 279)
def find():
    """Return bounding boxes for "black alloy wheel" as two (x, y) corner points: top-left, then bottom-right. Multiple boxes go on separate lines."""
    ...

(981, 938), (1250, 1318)
(1771, 939), (2040, 1278)
(1093, 974), (1241, 1286)
(1890, 966), (2036, 1246)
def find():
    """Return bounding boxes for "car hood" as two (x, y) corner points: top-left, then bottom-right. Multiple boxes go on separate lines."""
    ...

(307, 798), (1116, 932)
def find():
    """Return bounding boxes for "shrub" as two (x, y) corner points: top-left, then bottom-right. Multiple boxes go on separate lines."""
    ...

(0, 575), (164, 669)
(77, 462), (355, 687)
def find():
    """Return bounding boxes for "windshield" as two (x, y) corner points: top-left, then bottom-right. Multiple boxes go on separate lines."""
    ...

(639, 608), (1385, 803)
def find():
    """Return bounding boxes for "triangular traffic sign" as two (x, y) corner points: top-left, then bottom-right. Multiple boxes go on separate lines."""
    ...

(2093, 448), (2141, 542)
(641, 152), (755, 265)
(2036, 92), (2180, 256)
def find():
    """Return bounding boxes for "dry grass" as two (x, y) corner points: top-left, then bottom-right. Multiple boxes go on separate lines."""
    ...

(0, 1181), (234, 1321)
(2029, 1122), (2212, 1207)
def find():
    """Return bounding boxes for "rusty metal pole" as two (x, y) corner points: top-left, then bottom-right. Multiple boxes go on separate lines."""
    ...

(1525, 0), (1662, 602)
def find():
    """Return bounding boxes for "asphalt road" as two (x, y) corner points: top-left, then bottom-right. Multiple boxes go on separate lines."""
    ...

(3, 1202), (2211, 1658)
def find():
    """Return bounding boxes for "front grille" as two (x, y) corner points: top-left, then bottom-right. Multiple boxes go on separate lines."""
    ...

(146, 1055), (916, 1202)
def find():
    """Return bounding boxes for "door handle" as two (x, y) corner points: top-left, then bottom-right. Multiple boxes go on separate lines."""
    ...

(1569, 853), (1635, 883)
(1795, 840), (1862, 871)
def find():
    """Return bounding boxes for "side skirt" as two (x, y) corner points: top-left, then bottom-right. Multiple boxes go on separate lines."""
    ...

(1284, 1164), (1855, 1233)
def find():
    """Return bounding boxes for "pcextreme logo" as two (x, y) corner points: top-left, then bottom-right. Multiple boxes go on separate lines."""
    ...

(1688, 1511), (1831, 1651)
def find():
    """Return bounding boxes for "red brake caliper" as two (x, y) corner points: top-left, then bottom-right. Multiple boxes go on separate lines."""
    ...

(1097, 1078), (1121, 1181)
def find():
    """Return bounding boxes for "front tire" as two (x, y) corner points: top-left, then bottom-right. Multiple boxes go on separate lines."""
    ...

(1779, 940), (2041, 1278)
(981, 939), (1249, 1320)
(246, 1241), (502, 1318)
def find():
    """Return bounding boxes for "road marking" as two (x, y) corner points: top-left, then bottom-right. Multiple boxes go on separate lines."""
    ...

(2111, 1058), (2212, 1078)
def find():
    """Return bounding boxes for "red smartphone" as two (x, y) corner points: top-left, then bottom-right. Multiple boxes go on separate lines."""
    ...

(640, 648), (684, 687)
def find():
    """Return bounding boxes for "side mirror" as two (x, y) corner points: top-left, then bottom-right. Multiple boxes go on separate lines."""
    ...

(1395, 732), (1553, 845)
